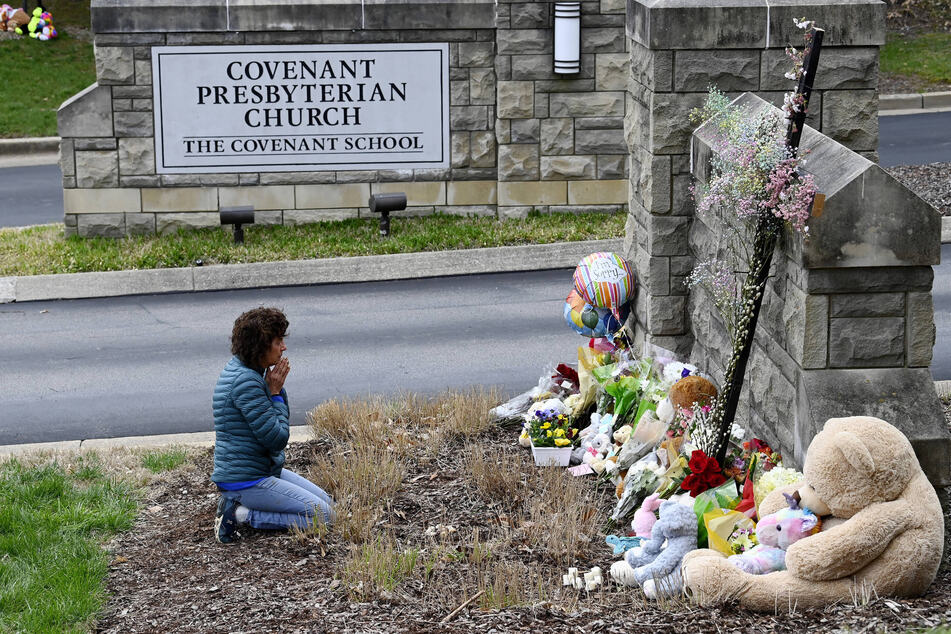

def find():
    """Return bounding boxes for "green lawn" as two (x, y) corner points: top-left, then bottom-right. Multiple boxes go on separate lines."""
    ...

(881, 32), (951, 87)
(0, 32), (96, 138)
(0, 211), (625, 276)
(0, 456), (137, 632)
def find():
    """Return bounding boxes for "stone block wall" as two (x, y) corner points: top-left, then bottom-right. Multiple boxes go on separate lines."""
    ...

(623, 0), (884, 360)
(493, 0), (629, 218)
(58, 0), (629, 237)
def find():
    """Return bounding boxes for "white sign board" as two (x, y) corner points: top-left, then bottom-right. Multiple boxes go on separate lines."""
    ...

(151, 44), (450, 173)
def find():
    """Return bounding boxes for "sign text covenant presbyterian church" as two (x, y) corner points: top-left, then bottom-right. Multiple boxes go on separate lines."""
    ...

(151, 44), (450, 173)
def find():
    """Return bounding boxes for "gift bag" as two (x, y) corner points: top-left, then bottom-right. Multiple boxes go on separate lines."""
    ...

(703, 510), (755, 556)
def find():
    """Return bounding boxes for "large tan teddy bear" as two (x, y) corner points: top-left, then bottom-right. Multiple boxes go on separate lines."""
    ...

(682, 416), (944, 611)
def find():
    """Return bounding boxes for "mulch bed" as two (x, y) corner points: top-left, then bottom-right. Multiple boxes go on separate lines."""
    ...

(96, 419), (951, 634)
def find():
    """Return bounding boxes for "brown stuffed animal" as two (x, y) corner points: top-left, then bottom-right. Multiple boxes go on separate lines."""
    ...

(682, 416), (943, 611)
(5, 8), (28, 32)
(668, 375), (717, 412)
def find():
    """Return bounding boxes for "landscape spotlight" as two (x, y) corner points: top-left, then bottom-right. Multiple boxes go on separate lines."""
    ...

(220, 205), (255, 244)
(368, 192), (407, 237)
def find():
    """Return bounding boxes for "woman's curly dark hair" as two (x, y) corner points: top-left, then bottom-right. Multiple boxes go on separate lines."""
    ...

(230, 307), (288, 366)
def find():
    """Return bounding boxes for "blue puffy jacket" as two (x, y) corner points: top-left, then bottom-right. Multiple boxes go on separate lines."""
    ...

(211, 356), (290, 483)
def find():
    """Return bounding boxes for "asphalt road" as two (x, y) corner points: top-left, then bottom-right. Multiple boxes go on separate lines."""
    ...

(0, 269), (586, 444)
(0, 111), (948, 228)
(878, 111), (951, 167)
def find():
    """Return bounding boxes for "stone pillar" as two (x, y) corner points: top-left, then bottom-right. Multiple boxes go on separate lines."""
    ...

(494, 0), (629, 219)
(623, 0), (884, 358)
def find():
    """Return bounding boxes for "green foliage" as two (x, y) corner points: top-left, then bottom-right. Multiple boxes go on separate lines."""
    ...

(0, 457), (137, 632)
(0, 212), (625, 276)
(882, 33), (951, 85)
(0, 33), (96, 138)
(141, 448), (188, 473)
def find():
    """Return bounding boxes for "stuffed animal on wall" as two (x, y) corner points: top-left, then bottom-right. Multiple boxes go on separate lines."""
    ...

(683, 416), (944, 611)
(610, 499), (698, 598)
(727, 499), (820, 575)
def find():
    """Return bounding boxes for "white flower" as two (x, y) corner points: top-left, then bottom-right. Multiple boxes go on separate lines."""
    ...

(784, 70), (797, 80)
(730, 423), (745, 440)
(793, 17), (813, 29)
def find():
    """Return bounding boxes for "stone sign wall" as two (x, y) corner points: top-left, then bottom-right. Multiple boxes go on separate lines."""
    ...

(58, 0), (630, 237)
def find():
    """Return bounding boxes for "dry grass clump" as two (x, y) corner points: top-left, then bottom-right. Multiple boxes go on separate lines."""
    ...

(464, 442), (530, 510)
(308, 443), (406, 544)
(341, 537), (420, 600)
(523, 467), (601, 566)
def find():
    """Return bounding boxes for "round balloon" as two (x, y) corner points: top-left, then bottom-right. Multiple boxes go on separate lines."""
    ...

(563, 289), (628, 339)
(573, 252), (635, 310)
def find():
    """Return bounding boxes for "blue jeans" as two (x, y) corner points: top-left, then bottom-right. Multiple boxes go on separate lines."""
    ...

(220, 468), (335, 530)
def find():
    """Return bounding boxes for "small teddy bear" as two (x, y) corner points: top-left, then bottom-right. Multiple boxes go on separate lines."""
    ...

(610, 499), (697, 599)
(727, 497), (820, 575)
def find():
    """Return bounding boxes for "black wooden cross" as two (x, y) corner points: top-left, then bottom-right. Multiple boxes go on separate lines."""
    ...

(711, 27), (825, 466)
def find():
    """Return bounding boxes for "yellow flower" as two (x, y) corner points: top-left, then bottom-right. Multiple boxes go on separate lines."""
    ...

(554, 438), (571, 447)
(546, 430), (553, 437)
(541, 422), (551, 429)
(555, 429), (565, 437)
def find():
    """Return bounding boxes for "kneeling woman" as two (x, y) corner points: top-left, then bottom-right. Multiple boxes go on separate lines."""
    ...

(212, 307), (334, 543)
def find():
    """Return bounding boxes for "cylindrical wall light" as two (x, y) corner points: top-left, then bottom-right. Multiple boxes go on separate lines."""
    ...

(553, 2), (581, 74)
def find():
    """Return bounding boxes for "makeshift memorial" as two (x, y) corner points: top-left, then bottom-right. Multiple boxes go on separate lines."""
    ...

(683, 416), (944, 611)
(609, 500), (698, 599)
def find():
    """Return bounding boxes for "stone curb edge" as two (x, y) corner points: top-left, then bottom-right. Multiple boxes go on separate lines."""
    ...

(2, 383), (948, 457)
(943, 216), (951, 245)
(0, 137), (60, 156)
(880, 91), (951, 112)
(0, 238), (624, 304)
(0, 425), (315, 457)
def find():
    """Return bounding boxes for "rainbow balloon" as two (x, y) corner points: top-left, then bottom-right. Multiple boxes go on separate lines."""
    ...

(572, 252), (635, 310)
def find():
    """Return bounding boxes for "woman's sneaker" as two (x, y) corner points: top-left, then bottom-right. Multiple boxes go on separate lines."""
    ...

(215, 496), (240, 544)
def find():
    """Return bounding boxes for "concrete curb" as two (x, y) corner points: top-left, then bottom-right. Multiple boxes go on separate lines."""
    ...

(0, 238), (624, 304)
(0, 425), (314, 457)
(942, 216), (951, 245)
(0, 137), (59, 156)
(880, 91), (951, 112)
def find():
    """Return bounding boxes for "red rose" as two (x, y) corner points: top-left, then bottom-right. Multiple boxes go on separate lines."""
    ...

(680, 450), (726, 496)
(687, 450), (711, 474)
(680, 473), (707, 497)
